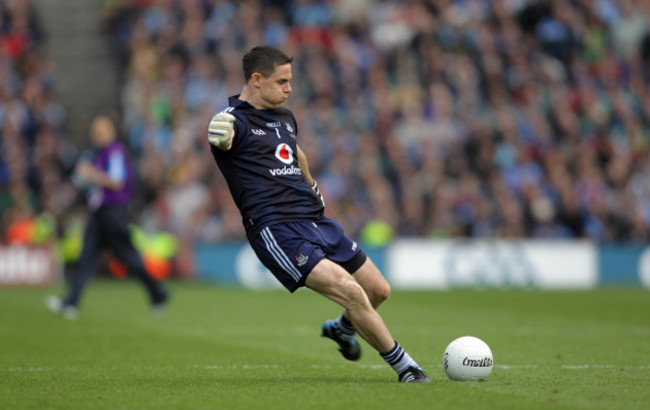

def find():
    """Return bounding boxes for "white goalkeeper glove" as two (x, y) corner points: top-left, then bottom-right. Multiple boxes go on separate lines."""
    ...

(208, 112), (236, 150)
(312, 180), (325, 208)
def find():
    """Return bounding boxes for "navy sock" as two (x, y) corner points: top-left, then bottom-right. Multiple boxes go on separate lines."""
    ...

(338, 314), (355, 335)
(380, 341), (418, 374)
(329, 314), (356, 342)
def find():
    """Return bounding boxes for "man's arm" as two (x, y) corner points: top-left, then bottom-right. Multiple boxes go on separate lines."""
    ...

(76, 162), (123, 191)
(296, 145), (314, 186)
(297, 145), (324, 207)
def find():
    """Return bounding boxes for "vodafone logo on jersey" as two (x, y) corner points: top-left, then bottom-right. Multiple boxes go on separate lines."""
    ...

(269, 143), (301, 177)
(274, 143), (294, 165)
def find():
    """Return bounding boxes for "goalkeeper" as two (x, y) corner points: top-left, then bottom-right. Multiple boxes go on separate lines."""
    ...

(207, 45), (430, 383)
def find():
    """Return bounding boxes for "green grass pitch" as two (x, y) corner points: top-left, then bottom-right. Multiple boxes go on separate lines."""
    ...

(1, 281), (649, 409)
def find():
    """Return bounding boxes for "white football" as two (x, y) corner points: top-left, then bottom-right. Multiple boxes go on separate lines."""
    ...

(443, 336), (493, 381)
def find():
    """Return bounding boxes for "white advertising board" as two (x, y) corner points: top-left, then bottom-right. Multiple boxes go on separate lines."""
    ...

(387, 240), (597, 289)
(0, 245), (60, 286)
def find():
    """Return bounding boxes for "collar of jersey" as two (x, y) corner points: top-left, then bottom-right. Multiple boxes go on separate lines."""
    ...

(228, 94), (250, 109)
(228, 94), (286, 115)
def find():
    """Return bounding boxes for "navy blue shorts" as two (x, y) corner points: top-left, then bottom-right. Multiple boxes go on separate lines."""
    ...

(249, 218), (367, 292)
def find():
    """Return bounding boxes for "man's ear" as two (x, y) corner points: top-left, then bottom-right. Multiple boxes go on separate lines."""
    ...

(251, 72), (264, 88)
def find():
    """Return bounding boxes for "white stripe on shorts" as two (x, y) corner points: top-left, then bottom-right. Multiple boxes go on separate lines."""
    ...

(261, 227), (301, 281)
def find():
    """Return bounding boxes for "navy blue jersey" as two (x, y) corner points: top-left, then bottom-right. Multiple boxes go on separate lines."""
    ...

(210, 95), (324, 240)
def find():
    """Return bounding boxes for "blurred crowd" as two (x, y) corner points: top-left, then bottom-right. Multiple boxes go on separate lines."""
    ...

(0, 0), (74, 246)
(3, 0), (650, 255)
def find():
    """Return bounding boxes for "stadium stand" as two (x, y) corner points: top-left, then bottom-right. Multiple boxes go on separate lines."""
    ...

(3, 1), (650, 252)
(0, 0), (75, 245)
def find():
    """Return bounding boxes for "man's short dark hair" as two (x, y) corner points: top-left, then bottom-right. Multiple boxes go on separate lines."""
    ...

(243, 45), (293, 82)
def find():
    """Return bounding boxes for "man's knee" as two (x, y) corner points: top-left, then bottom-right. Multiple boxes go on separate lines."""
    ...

(336, 277), (372, 311)
(376, 281), (391, 304)
(367, 280), (391, 307)
(306, 259), (374, 310)
(351, 258), (391, 307)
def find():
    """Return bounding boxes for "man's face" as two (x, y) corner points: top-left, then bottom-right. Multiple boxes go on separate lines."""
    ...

(256, 63), (292, 109)
(90, 117), (116, 148)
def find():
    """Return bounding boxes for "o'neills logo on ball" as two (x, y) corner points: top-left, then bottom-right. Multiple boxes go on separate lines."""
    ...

(275, 143), (293, 165)
(462, 357), (493, 367)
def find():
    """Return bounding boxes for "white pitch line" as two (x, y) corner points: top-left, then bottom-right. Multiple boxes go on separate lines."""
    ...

(310, 364), (386, 369)
(7, 367), (54, 372)
(195, 364), (283, 370)
(194, 364), (650, 371)
(5, 364), (650, 372)
(496, 364), (650, 370)
(560, 365), (650, 370)
(496, 365), (538, 369)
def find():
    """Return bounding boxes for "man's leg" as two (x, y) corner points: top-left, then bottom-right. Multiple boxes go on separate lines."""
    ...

(307, 259), (430, 382)
(106, 207), (168, 306)
(321, 257), (390, 359)
(351, 258), (391, 308)
(63, 213), (102, 307)
(308, 259), (394, 352)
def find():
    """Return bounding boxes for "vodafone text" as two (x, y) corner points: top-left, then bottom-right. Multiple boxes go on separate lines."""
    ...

(269, 166), (303, 176)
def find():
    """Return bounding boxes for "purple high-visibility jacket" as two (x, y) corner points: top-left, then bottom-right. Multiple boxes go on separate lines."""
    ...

(88, 141), (133, 209)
